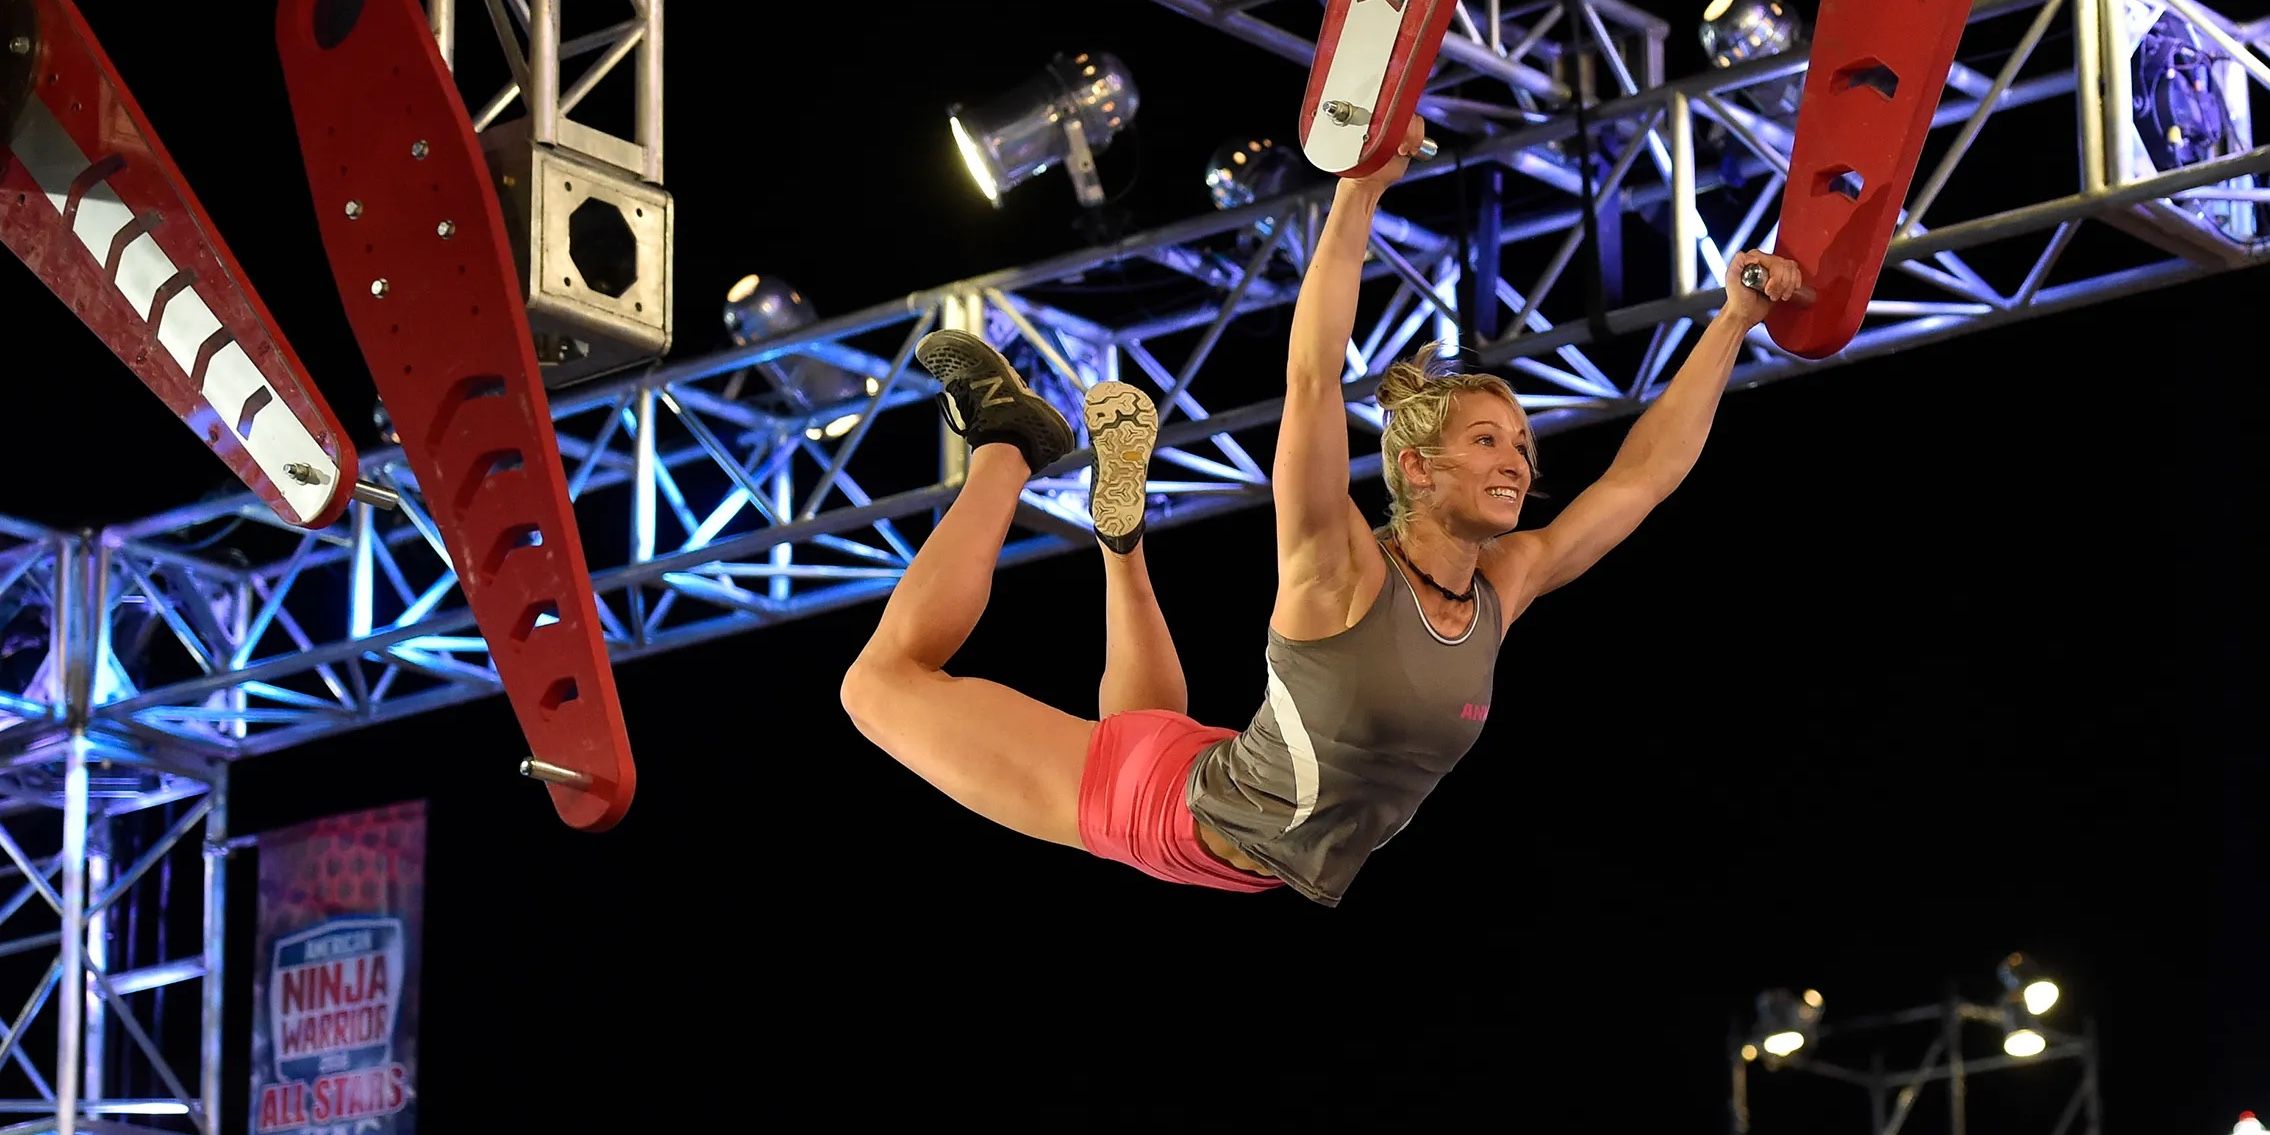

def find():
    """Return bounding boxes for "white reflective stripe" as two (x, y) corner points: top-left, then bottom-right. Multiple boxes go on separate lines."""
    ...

(67, 186), (132, 264)
(199, 341), (270, 436)
(1301, 0), (1405, 172)
(152, 280), (223, 376)
(12, 96), (338, 521)
(9, 97), (78, 202)
(114, 231), (170, 320)
(1265, 662), (1320, 833)
(201, 340), (339, 515)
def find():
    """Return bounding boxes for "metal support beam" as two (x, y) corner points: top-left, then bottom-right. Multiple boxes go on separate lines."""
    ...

(457, 0), (661, 180)
(0, 519), (222, 1133)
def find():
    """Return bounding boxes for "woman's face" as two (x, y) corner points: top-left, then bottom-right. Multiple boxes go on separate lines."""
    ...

(1406, 391), (1535, 537)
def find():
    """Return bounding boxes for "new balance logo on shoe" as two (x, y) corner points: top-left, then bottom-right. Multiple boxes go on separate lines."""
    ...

(975, 375), (1013, 407)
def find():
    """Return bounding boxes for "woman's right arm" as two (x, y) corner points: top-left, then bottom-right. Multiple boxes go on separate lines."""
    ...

(1274, 154), (1408, 616)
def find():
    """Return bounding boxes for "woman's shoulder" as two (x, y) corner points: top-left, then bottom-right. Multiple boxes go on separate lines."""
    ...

(1478, 532), (1543, 617)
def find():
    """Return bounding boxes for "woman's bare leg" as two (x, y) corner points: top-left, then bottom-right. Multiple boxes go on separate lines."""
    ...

(1098, 542), (1187, 717)
(1085, 382), (1187, 717)
(840, 332), (1091, 848)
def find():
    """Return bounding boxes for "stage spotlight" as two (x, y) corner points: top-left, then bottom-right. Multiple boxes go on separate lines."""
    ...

(2123, 8), (2259, 241)
(1700, 0), (1800, 66)
(1995, 952), (2059, 1057)
(1700, 1), (1805, 117)
(1205, 136), (1304, 210)
(950, 52), (1138, 208)
(2234, 1111), (2265, 1135)
(724, 272), (812, 346)
(1998, 952), (2060, 1017)
(2024, 982), (2059, 1015)
(1750, 987), (1824, 1059)
(721, 274), (870, 421)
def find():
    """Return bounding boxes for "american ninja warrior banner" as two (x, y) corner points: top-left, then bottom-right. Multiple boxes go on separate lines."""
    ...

(249, 800), (426, 1135)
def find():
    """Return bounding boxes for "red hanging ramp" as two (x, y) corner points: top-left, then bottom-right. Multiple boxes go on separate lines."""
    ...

(1299, 0), (1459, 178)
(272, 0), (637, 831)
(0, 0), (358, 530)
(1763, 0), (1972, 359)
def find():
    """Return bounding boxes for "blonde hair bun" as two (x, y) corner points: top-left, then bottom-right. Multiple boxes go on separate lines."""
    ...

(1375, 340), (1457, 414)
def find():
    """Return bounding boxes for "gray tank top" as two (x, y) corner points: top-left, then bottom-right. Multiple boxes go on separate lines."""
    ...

(1185, 532), (1501, 906)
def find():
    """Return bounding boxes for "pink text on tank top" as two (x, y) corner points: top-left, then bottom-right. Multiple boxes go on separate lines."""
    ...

(1461, 702), (1489, 722)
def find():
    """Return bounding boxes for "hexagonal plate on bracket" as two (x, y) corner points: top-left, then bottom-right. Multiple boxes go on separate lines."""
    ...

(481, 119), (673, 389)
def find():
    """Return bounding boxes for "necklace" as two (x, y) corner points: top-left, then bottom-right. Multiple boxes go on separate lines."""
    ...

(1393, 539), (1475, 604)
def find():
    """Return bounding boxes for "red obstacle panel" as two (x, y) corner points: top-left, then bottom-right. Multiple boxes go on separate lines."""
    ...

(272, 0), (637, 831)
(0, 0), (356, 529)
(1300, 0), (1459, 178)
(1765, 0), (1971, 359)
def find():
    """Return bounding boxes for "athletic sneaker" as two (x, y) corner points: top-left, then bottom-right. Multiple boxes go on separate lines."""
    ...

(916, 329), (1075, 476)
(1082, 381), (1156, 555)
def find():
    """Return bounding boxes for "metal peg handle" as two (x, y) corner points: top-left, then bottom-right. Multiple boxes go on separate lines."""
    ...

(351, 481), (402, 510)
(521, 758), (591, 789)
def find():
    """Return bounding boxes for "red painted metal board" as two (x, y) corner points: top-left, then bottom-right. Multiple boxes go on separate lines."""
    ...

(1300, 0), (1459, 177)
(1765, 0), (1972, 359)
(0, 0), (357, 529)
(273, 0), (637, 831)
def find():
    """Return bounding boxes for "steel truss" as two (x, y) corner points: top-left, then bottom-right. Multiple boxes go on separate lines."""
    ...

(0, 1), (2265, 1129)
(0, 513), (224, 1134)
(1730, 995), (2102, 1134)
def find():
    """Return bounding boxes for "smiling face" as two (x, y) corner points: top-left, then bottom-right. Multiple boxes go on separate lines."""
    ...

(1398, 389), (1536, 538)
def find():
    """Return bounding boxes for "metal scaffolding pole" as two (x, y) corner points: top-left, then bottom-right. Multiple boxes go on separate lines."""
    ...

(464, 0), (662, 181)
(0, 519), (222, 1134)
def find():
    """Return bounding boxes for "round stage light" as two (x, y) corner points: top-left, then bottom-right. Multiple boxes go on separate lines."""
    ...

(949, 52), (1138, 207)
(721, 274), (865, 412)
(1205, 136), (1302, 210)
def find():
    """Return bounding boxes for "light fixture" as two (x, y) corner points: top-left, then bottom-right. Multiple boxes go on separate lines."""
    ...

(2234, 1111), (2265, 1135)
(949, 52), (1138, 208)
(1700, 0), (1801, 66)
(1700, 1), (1805, 117)
(1996, 952), (2059, 1058)
(1203, 134), (1316, 259)
(1204, 136), (1303, 211)
(2122, 7), (2260, 242)
(1747, 987), (1824, 1061)
(1998, 952), (2059, 1017)
(721, 274), (870, 426)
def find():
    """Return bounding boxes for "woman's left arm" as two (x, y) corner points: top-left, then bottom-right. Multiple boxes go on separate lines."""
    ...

(1486, 250), (1801, 610)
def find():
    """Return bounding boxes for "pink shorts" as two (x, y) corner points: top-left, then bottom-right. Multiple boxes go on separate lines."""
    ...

(1078, 709), (1283, 894)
